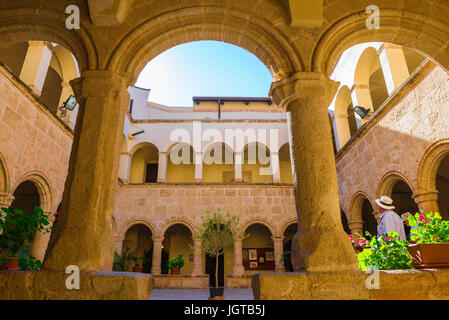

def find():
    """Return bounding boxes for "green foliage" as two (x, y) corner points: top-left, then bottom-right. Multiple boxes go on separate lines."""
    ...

(408, 212), (449, 244)
(357, 232), (413, 271)
(0, 206), (51, 270)
(167, 254), (184, 270)
(112, 247), (136, 271)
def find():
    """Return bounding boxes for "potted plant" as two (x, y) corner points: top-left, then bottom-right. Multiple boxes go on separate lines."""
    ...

(357, 232), (413, 271)
(167, 254), (184, 275)
(0, 206), (51, 271)
(406, 211), (449, 267)
(112, 247), (136, 272)
(197, 208), (246, 299)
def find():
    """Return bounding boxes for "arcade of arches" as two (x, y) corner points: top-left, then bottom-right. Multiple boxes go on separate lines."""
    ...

(1, 0), (449, 300)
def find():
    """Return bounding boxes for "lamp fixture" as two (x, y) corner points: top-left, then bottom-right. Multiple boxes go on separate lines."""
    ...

(353, 105), (372, 119)
(59, 95), (78, 117)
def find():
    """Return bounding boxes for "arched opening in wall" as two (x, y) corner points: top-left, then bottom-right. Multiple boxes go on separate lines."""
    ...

(243, 224), (274, 274)
(0, 42), (29, 76)
(354, 47), (389, 112)
(129, 143), (159, 183)
(203, 143), (234, 183)
(333, 86), (357, 148)
(340, 209), (351, 235)
(166, 143), (196, 183)
(282, 223), (297, 272)
(242, 143), (272, 183)
(436, 154), (449, 220)
(163, 224), (193, 275)
(279, 143), (293, 183)
(391, 180), (419, 238)
(10, 181), (41, 252)
(362, 199), (377, 236)
(403, 47), (427, 74)
(121, 224), (153, 273)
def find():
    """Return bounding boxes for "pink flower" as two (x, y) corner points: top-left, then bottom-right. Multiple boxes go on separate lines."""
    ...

(348, 235), (354, 243)
(3, 264), (10, 271)
(358, 238), (367, 246)
(418, 214), (425, 223)
(54, 211), (60, 218)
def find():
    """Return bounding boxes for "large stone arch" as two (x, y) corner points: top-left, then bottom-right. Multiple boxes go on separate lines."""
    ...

(161, 218), (197, 239)
(0, 7), (96, 72)
(12, 172), (53, 212)
(118, 218), (156, 239)
(242, 218), (277, 237)
(349, 191), (372, 222)
(417, 139), (449, 193)
(0, 152), (10, 193)
(377, 171), (415, 199)
(280, 219), (298, 237)
(313, 5), (449, 76)
(107, 6), (304, 85)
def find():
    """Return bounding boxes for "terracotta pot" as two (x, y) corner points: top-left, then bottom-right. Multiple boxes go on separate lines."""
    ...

(408, 243), (449, 267)
(3, 257), (20, 271)
(132, 266), (143, 273)
(170, 266), (181, 275)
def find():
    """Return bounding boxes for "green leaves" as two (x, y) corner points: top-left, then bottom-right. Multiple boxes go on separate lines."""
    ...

(167, 254), (184, 270)
(407, 212), (449, 244)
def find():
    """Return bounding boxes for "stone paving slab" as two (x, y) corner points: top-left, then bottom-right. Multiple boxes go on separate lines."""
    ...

(151, 289), (254, 300)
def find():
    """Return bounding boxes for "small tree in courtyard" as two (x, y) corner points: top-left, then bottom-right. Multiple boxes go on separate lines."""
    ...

(197, 209), (246, 290)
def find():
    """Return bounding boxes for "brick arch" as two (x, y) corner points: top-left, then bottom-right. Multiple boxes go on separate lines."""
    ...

(118, 218), (156, 238)
(161, 218), (197, 238)
(241, 218), (277, 237)
(0, 152), (10, 193)
(107, 6), (303, 85)
(0, 7), (95, 72)
(349, 191), (373, 222)
(377, 171), (416, 199)
(312, 5), (449, 77)
(417, 139), (449, 193)
(12, 172), (53, 212)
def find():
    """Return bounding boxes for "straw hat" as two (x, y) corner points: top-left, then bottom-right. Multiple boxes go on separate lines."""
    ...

(375, 196), (395, 210)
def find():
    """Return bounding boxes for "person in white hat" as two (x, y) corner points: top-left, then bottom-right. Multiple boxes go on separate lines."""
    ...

(375, 196), (406, 241)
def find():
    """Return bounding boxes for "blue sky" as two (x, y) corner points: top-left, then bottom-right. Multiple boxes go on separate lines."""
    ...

(135, 41), (274, 107)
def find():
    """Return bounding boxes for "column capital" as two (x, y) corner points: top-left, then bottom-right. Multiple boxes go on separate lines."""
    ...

(0, 192), (14, 208)
(412, 190), (439, 203)
(151, 236), (164, 242)
(350, 84), (370, 92)
(348, 220), (364, 229)
(271, 235), (285, 242)
(270, 72), (339, 112)
(113, 235), (125, 242)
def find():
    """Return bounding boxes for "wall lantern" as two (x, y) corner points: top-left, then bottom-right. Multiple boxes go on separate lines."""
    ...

(353, 105), (372, 119)
(59, 95), (78, 117)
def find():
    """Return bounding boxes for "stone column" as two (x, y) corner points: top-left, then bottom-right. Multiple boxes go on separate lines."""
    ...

(270, 72), (358, 272)
(19, 41), (52, 95)
(0, 193), (14, 235)
(348, 220), (364, 243)
(113, 236), (125, 256)
(234, 152), (243, 182)
(191, 239), (203, 275)
(118, 152), (131, 183)
(412, 190), (440, 214)
(157, 152), (168, 183)
(43, 71), (129, 272)
(232, 236), (244, 275)
(271, 152), (281, 183)
(31, 212), (55, 262)
(378, 43), (410, 95)
(151, 236), (164, 275)
(272, 236), (285, 272)
(195, 151), (203, 182)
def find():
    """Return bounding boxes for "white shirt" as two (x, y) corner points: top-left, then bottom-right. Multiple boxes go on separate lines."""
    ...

(377, 210), (407, 241)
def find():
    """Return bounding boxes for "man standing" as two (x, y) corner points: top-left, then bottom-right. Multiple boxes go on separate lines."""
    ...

(376, 196), (407, 241)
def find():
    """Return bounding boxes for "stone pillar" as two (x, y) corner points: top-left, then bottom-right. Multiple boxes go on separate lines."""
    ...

(113, 236), (125, 256)
(31, 212), (55, 262)
(270, 72), (358, 272)
(271, 152), (281, 183)
(378, 43), (410, 95)
(118, 152), (131, 183)
(234, 152), (243, 182)
(233, 236), (244, 275)
(0, 193), (14, 235)
(151, 236), (164, 275)
(19, 41), (52, 95)
(195, 151), (203, 182)
(191, 239), (203, 275)
(412, 190), (440, 214)
(348, 220), (364, 243)
(157, 152), (168, 183)
(43, 71), (129, 272)
(272, 236), (285, 272)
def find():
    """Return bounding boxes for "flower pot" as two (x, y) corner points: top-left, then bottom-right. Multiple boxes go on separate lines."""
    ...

(209, 287), (224, 298)
(132, 266), (143, 273)
(170, 266), (181, 275)
(3, 257), (20, 271)
(408, 243), (449, 268)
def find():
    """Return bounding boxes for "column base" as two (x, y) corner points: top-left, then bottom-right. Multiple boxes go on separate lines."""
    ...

(251, 269), (449, 300)
(0, 271), (153, 300)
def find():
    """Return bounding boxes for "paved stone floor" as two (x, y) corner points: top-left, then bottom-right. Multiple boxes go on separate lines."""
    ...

(151, 289), (254, 300)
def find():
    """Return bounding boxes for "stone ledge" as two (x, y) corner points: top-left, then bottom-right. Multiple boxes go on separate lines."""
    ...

(153, 274), (209, 289)
(226, 274), (252, 288)
(0, 271), (153, 300)
(251, 269), (449, 300)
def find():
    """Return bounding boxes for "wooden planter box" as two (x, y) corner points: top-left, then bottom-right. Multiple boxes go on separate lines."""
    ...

(408, 243), (449, 268)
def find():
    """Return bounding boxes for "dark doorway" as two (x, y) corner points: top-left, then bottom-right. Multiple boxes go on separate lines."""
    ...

(362, 199), (378, 236)
(146, 163), (158, 183)
(283, 240), (293, 272)
(205, 253), (224, 287)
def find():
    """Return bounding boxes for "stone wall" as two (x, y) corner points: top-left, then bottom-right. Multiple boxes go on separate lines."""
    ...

(336, 63), (449, 221)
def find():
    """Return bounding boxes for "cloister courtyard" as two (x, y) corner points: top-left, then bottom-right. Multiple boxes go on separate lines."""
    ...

(1, 0), (449, 301)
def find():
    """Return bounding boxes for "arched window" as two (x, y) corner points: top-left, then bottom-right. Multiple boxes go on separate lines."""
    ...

(129, 143), (159, 183)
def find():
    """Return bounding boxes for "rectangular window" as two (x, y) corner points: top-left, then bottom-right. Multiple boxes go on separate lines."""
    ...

(146, 163), (158, 183)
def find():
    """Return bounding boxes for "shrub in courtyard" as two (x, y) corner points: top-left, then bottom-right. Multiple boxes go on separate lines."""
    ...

(167, 254), (184, 274)
(407, 212), (449, 243)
